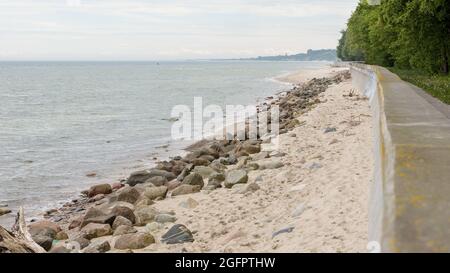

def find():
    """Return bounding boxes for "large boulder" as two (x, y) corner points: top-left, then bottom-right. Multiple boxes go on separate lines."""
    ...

(126, 170), (152, 186)
(80, 207), (115, 228)
(127, 169), (175, 186)
(112, 216), (132, 230)
(224, 170), (248, 188)
(143, 186), (168, 200)
(182, 173), (204, 188)
(113, 225), (138, 236)
(80, 223), (112, 239)
(114, 233), (155, 250)
(87, 184), (112, 198)
(111, 206), (136, 224)
(242, 143), (261, 154)
(29, 220), (61, 251)
(171, 185), (201, 197)
(145, 176), (168, 187)
(191, 158), (210, 166)
(117, 187), (141, 204)
(148, 169), (176, 181)
(82, 241), (111, 253)
(193, 166), (215, 179)
(134, 206), (158, 226)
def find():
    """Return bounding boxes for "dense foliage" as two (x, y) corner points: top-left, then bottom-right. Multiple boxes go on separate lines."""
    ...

(338, 0), (450, 75)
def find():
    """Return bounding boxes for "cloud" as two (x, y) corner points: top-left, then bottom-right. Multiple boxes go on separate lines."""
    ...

(0, 0), (359, 60)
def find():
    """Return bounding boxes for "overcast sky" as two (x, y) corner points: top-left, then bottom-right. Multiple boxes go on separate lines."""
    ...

(0, 0), (359, 60)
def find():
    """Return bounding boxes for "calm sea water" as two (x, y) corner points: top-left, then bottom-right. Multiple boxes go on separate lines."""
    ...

(0, 61), (328, 226)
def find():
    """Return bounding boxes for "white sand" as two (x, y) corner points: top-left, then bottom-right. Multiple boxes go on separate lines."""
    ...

(132, 67), (373, 253)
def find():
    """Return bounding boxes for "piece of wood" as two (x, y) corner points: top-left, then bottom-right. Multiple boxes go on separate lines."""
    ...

(0, 207), (46, 253)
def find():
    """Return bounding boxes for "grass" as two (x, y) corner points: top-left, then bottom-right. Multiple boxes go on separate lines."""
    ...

(388, 68), (450, 104)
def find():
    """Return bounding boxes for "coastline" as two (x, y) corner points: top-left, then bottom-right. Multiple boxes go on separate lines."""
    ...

(1, 65), (372, 253)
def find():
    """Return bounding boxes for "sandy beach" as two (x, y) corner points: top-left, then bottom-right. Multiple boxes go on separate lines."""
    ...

(1, 66), (373, 253)
(133, 67), (373, 253)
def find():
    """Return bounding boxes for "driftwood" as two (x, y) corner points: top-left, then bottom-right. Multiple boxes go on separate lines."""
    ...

(0, 207), (46, 253)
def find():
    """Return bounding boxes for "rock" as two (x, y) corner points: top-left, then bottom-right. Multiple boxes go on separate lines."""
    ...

(55, 231), (69, 240)
(126, 170), (152, 186)
(117, 187), (141, 204)
(232, 184), (246, 194)
(182, 173), (204, 188)
(134, 206), (158, 226)
(241, 183), (260, 193)
(83, 241), (111, 253)
(32, 234), (54, 251)
(72, 236), (90, 250)
(236, 156), (249, 169)
(245, 163), (259, 171)
(308, 162), (323, 170)
(167, 180), (182, 190)
(49, 245), (71, 253)
(199, 154), (215, 162)
(209, 161), (227, 172)
(29, 220), (62, 233)
(324, 127), (337, 133)
(111, 182), (124, 190)
(28, 220), (61, 250)
(145, 176), (168, 187)
(251, 151), (270, 161)
(81, 223), (113, 239)
(0, 207), (12, 216)
(227, 154), (238, 165)
(112, 215), (133, 229)
(89, 194), (105, 202)
(143, 186), (168, 200)
(191, 158), (210, 166)
(155, 214), (177, 223)
(329, 139), (339, 145)
(292, 203), (306, 218)
(149, 169), (177, 183)
(269, 151), (286, 158)
(113, 225), (137, 236)
(161, 224), (194, 244)
(114, 233), (155, 250)
(45, 209), (57, 216)
(177, 164), (193, 181)
(243, 143), (261, 154)
(171, 185), (201, 196)
(193, 166), (215, 179)
(134, 197), (154, 208)
(145, 222), (163, 233)
(69, 217), (83, 230)
(209, 172), (225, 185)
(257, 159), (284, 170)
(255, 175), (263, 182)
(224, 170), (248, 188)
(111, 206), (136, 224)
(179, 198), (199, 209)
(87, 183), (112, 198)
(272, 227), (295, 239)
(80, 207), (115, 228)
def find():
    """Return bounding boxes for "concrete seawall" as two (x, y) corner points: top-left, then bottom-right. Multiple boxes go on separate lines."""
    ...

(351, 64), (450, 252)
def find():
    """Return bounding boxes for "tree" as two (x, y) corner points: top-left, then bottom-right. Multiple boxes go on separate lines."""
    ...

(338, 0), (450, 75)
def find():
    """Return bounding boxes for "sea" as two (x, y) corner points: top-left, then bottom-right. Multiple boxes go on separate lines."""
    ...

(0, 60), (329, 226)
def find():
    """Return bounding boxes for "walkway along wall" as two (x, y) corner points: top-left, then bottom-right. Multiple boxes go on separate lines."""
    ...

(351, 64), (450, 253)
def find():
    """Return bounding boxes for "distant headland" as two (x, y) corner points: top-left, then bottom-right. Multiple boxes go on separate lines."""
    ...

(235, 49), (337, 62)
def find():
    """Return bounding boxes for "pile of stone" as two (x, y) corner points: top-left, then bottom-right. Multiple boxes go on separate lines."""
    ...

(4, 71), (350, 253)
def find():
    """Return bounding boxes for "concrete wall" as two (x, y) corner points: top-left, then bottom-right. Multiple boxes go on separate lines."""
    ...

(351, 64), (450, 253)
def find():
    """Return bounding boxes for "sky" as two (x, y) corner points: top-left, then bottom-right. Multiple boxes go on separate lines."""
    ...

(0, 0), (359, 61)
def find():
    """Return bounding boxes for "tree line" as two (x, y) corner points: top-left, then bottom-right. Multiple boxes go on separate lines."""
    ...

(337, 0), (450, 75)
